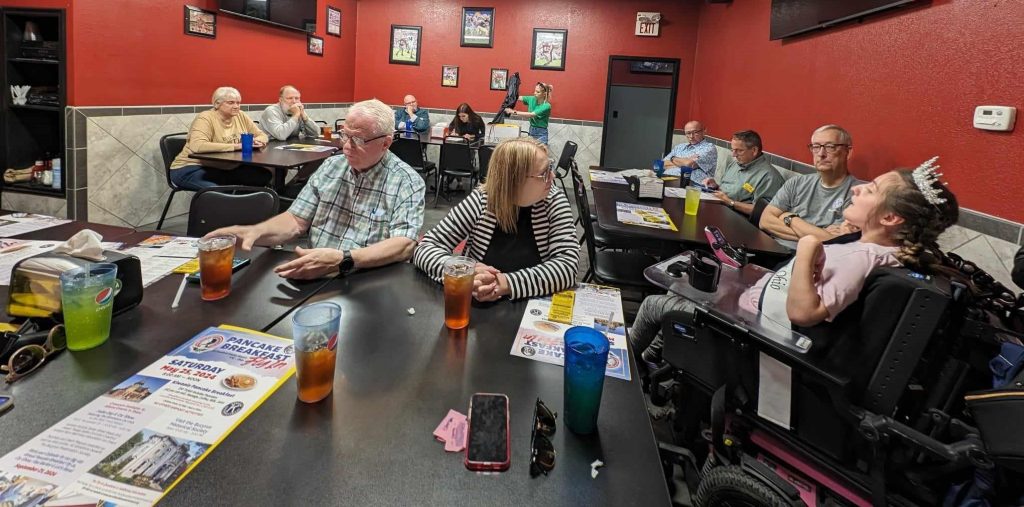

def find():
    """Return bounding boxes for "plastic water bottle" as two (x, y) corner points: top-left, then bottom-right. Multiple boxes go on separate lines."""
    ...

(51, 157), (61, 190)
(405, 116), (413, 136)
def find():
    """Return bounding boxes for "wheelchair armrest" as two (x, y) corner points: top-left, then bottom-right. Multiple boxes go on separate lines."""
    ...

(855, 409), (992, 469)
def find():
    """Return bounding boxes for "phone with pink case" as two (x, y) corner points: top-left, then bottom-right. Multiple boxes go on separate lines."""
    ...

(704, 226), (745, 268)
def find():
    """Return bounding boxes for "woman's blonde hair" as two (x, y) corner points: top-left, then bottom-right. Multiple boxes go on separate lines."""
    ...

(484, 138), (548, 233)
(535, 82), (552, 104)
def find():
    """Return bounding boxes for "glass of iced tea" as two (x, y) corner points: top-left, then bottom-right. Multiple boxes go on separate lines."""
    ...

(197, 236), (235, 301)
(292, 302), (342, 403)
(442, 256), (475, 329)
(321, 125), (333, 140)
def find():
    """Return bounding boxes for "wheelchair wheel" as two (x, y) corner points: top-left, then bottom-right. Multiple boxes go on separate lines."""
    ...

(694, 465), (793, 507)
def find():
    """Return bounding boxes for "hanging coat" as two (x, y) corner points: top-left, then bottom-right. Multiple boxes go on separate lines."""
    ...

(490, 72), (521, 124)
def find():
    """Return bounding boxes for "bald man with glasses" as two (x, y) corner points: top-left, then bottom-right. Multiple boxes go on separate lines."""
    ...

(663, 120), (717, 183)
(759, 124), (864, 249)
(394, 94), (430, 133)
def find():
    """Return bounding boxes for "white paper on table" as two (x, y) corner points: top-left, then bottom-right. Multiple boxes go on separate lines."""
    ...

(588, 170), (627, 184)
(0, 213), (71, 236)
(757, 351), (793, 429)
(663, 187), (719, 201)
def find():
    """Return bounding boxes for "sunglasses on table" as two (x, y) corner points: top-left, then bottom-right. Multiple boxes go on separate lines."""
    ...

(2, 324), (66, 383)
(530, 397), (557, 477)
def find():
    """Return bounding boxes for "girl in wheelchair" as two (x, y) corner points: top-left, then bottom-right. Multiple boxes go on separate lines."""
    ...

(631, 158), (959, 363)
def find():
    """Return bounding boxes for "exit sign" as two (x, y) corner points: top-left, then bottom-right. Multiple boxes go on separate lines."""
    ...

(636, 12), (661, 37)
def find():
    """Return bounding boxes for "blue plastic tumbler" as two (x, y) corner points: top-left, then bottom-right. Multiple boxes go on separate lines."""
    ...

(563, 326), (610, 434)
(241, 133), (254, 158)
(653, 159), (665, 177)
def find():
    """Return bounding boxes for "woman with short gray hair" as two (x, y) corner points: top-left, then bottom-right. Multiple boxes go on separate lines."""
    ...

(169, 86), (271, 190)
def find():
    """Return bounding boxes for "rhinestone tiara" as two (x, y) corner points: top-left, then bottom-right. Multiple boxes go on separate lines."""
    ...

(912, 156), (947, 205)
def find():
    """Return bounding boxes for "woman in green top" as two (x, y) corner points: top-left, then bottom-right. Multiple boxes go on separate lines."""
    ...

(505, 82), (553, 144)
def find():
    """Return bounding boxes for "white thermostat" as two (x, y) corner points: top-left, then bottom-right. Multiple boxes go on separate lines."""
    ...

(973, 105), (1016, 132)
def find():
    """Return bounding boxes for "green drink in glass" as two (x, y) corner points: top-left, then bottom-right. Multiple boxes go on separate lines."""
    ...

(60, 263), (121, 351)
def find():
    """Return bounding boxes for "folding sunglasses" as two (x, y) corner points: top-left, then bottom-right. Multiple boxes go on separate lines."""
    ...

(530, 397), (557, 477)
(2, 324), (66, 383)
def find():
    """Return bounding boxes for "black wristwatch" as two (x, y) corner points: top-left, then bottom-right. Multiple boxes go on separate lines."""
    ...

(338, 250), (354, 276)
(782, 214), (798, 228)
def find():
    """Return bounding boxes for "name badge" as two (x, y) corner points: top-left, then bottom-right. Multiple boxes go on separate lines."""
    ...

(742, 182), (755, 193)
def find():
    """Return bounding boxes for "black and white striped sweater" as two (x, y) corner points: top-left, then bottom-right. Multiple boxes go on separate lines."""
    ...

(413, 187), (580, 300)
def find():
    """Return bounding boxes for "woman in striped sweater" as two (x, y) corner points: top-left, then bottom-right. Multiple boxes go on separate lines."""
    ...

(413, 138), (580, 301)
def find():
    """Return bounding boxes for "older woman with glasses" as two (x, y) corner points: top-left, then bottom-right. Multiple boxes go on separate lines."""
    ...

(413, 138), (579, 301)
(169, 86), (271, 190)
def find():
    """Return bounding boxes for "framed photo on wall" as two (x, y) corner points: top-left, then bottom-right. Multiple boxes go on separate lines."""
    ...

(326, 6), (342, 37)
(490, 68), (508, 90)
(184, 5), (216, 39)
(442, 65), (459, 87)
(461, 7), (494, 47)
(390, 25), (422, 65)
(531, 28), (567, 71)
(308, 34), (324, 56)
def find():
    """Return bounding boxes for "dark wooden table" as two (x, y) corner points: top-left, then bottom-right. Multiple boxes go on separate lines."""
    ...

(591, 177), (792, 262)
(162, 263), (671, 506)
(188, 139), (342, 192)
(0, 237), (332, 455)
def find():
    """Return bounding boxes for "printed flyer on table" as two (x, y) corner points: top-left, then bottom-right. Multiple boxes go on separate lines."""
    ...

(0, 326), (295, 506)
(510, 284), (631, 381)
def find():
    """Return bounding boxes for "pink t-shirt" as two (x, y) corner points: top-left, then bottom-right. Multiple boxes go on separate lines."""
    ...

(739, 241), (901, 321)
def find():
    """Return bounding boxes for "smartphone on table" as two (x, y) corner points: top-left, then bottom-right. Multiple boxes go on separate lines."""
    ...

(0, 395), (12, 417)
(465, 393), (510, 472)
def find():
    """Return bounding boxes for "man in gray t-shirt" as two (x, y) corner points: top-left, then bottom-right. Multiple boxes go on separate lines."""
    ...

(759, 125), (862, 249)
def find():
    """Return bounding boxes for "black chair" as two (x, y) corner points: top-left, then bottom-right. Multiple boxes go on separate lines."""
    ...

(749, 197), (770, 226)
(570, 164), (659, 294)
(156, 132), (189, 230)
(187, 186), (280, 237)
(435, 139), (478, 206)
(314, 120), (327, 127)
(334, 118), (345, 132)
(477, 144), (495, 182)
(389, 136), (436, 182)
(566, 159), (657, 252)
(554, 141), (578, 200)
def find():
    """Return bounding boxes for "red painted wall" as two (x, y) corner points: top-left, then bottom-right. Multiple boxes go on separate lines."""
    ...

(68, 0), (357, 106)
(353, 0), (700, 125)
(690, 0), (1024, 222)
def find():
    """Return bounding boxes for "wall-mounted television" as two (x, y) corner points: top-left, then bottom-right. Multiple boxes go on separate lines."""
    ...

(219, 0), (317, 33)
(770, 0), (923, 40)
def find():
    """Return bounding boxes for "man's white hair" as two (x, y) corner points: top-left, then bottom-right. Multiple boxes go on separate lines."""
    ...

(212, 86), (241, 107)
(349, 98), (395, 137)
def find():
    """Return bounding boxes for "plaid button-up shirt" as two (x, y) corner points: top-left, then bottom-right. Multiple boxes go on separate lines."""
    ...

(289, 151), (426, 250)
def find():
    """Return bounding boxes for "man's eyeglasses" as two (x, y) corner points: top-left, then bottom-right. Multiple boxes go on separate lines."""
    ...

(530, 398), (557, 477)
(528, 159), (556, 180)
(2, 324), (66, 383)
(808, 143), (850, 154)
(684, 130), (704, 136)
(339, 132), (389, 148)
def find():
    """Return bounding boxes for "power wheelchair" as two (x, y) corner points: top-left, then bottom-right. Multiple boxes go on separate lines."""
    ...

(642, 252), (1024, 506)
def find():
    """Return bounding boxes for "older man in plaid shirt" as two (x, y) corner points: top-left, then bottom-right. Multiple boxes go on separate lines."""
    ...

(207, 99), (426, 279)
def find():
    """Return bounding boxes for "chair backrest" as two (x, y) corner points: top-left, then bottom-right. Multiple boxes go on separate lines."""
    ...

(569, 164), (598, 268)
(556, 141), (578, 175)
(315, 120), (327, 126)
(187, 186), (280, 237)
(389, 136), (426, 169)
(159, 132), (188, 187)
(489, 123), (521, 142)
(478, 145), (495, 180)
(440, 140), (476, 173)
(749, 197), (770, 226)
(334, 118), (345, 132)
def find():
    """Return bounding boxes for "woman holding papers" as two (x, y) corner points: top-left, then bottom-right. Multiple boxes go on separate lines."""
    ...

(448, 103), (486, 141)
(169, 86), (271, 190)
(413, 138), (579, 301)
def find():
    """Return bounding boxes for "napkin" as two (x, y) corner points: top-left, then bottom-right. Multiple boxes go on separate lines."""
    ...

(51, 229), (107, 261)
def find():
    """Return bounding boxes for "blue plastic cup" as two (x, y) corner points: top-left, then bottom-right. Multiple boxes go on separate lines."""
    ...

(241, 133), (254, 158)
(653, 159), (665, 177)
(563, 326), (609, 434)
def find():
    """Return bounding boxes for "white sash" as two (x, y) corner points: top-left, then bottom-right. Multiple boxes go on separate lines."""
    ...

(759, 257), (796, 328)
